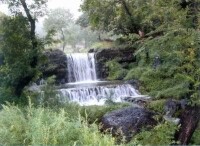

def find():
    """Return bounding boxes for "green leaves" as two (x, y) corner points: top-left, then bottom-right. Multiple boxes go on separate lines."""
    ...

(0, 0), (49, 98)
(131, 122), (179, 145)
(0, 104), (116, 145)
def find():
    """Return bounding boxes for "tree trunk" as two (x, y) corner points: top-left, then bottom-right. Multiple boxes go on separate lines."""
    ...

(15, 0), (38, 96)
(175, 106), (200, 145)
(117, 0), (140, 34)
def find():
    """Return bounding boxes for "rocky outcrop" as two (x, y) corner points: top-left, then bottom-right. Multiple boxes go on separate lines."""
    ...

(100, 107), (157, 142)
(40, 49), (68, 84)
(94, 48), (136, 80)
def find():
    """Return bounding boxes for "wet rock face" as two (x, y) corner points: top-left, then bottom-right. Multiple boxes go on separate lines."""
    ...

(100, 107), (157, 142)
(94, 48), (136, 80)
(40, 49), (68, 84)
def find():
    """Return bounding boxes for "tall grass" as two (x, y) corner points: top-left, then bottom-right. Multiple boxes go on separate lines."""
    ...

(0, 103), (115, 145)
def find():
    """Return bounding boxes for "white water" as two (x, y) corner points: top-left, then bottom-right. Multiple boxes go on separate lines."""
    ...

(67, 53), (97, 82)
(57, 53), (141, 105)
(58, 84), (140, 105)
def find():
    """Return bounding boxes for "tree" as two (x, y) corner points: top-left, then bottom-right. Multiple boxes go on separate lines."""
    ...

(44, 9), (99, 52)
(64, 23), (98, 50)
(0, 0), (48, 98)
(81, 0), (198, 36)
(0, 11), (6, 39)
(43, 8), (73, 51)
(81, 0), (150, 35)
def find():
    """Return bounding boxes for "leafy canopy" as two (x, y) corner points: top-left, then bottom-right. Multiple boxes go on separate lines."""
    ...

(0, 0), (48, 101)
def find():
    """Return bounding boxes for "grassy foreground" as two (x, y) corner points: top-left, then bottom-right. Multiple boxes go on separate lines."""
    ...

(0, 100), (199, 145)
(0, 102), (116, 145)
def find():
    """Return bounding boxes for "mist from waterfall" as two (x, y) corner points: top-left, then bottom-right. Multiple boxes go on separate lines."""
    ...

(67, 53), (97, 83)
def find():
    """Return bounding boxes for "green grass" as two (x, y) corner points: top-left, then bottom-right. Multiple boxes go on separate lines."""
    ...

(0, 103), (116, 145)
(92, 41), (115, 49)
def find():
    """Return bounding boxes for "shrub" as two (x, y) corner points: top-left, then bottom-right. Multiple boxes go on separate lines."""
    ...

(190, 123), (200, 145)
(125, 66), (189, 99)
(0, 103), (115, 145)
(128, 122), (179, 145)
(79, 103), (130, 124)
(92, 41), (115, 49)
(106, 60), (128, 80)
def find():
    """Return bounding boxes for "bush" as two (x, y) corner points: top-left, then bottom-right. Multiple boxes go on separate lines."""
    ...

(0, 103), (115, 145)
(106, 60), (128, 80)
(128, 122), (179, 145)
(190, 123), (200, 145)
(79, 103), (131, 124)
(92, 41), (115, 49)
(125, 66), (189, 99)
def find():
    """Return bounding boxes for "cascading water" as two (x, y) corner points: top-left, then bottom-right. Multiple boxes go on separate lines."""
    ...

(58, 84), (140, 106)
(58, 53), (140, 105)
(67, 53), (97, 82)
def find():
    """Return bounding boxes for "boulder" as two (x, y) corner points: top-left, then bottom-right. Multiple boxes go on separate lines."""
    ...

(100, 107), (157, 142)
(95, 48), (136, 80)
(40, 49), (68, 84)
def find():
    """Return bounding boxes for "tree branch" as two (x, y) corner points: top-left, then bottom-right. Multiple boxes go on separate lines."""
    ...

(20, 0), (37, 67)
(117, 0), (140, 34)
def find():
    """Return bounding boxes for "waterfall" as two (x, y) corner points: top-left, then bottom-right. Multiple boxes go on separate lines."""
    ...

(67, 53), (97, 82)
(57, 53), (141, 105)
(58, 84), (140, 106)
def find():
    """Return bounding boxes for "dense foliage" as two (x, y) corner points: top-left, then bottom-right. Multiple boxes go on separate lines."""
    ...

(0, 15), (38, 103)
(82, 0), (200, 103)
(0, 0), (47, 100)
